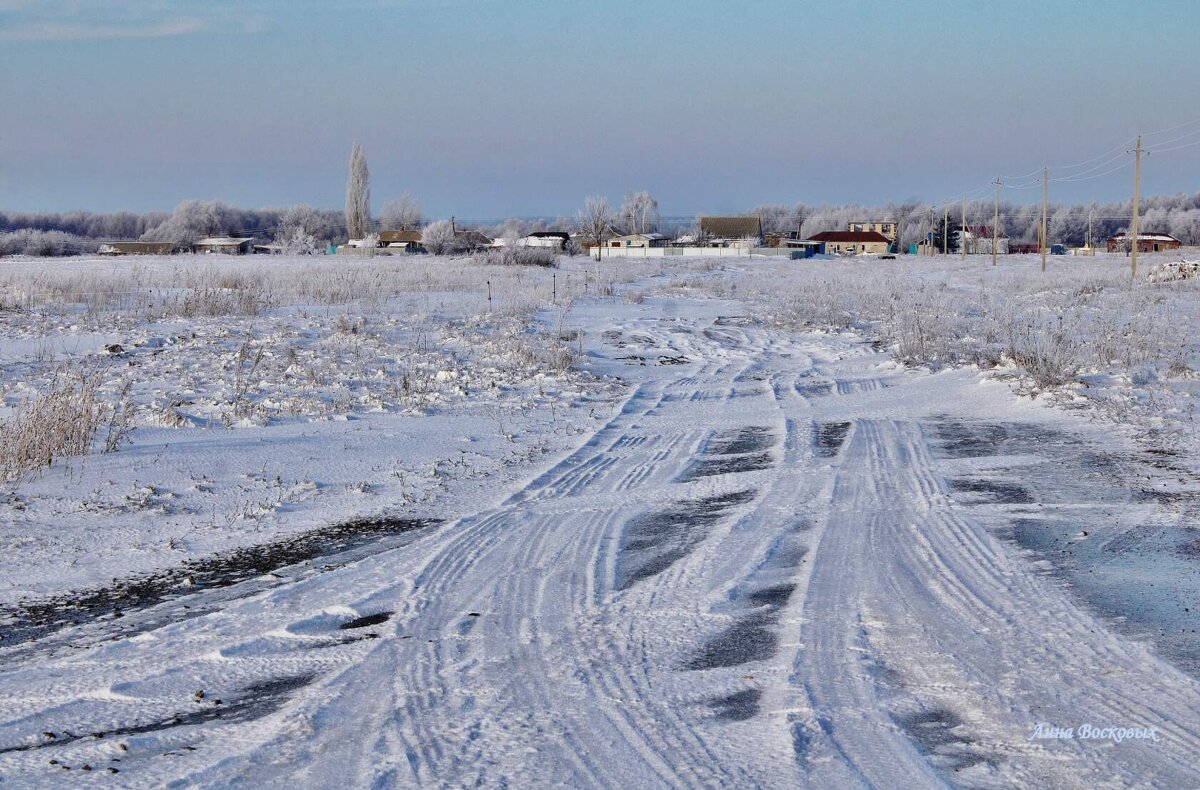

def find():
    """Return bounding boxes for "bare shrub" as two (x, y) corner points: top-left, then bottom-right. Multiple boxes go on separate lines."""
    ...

(1008, 320), (1081, 391)
(103, 380), (138, 453)
(0, 366), (108, 480)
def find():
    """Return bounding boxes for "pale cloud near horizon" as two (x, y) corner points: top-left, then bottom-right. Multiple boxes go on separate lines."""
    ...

(0, 1), (269, 41)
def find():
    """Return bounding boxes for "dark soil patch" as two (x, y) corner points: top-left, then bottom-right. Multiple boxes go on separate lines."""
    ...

(0, 516), (433, 650)
(709, 689), (762, 721)
(948, 478), (1035, 505)
(339, 612), (393, 630)
(894, 708), (993, 774)
(679, 452), (774, 481)
(0, 674), (315, 756)
(814, 422), (851, 458)
(615, 490), (756, 590)
(746, 584), (796, 608)
(705, 427), (776, 456)
(687, 613), (778, 670)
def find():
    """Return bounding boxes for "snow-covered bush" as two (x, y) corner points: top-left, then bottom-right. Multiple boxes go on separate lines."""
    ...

(1147, 261), (1200, 283)
(279, 227), (320, 255)
(472, 246), (557, 268)
(1006, 319), (1082, 391)
(0, 229), (96, 257)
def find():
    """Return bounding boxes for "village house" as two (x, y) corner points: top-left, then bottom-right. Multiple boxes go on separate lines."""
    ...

(379, 230), (424, 252)
(806, 230), (891, 255)
(957, 225), (1010, 255)
(764, 230), (801, 247)
(193, 237), (254, 255)
(523, 231), (570, 250)
(608, 232), (668, 249)
(1106, 232), (1182, 253)
(698, 216), (763, 247)
(454, 229), (495, 251)
(848, 220), (897, 243)
(97, 241), (177, 255)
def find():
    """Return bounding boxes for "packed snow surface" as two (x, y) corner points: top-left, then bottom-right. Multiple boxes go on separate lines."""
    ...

(2, 252), (1200, 787)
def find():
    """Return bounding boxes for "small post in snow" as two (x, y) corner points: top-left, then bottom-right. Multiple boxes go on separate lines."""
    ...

(487, 279), (492, 309)
(553, 271), (557, 304)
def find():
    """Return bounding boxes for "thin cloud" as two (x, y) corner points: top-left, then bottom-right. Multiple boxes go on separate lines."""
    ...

(0, 1), (267, 41)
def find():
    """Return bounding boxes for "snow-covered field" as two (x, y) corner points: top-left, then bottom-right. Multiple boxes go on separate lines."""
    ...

(2, 251), (1200, 787)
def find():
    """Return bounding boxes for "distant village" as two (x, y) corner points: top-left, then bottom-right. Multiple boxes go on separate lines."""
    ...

(94, 218), (1182, 259)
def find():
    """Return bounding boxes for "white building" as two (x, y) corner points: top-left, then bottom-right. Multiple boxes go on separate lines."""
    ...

(957, 225), (1009, 255)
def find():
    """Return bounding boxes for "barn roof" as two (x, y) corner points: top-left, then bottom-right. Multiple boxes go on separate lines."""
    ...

(379, 230), (423, 243)
(1108, 232), (1180, 243)
(195, 237), (254, 245)
(700, 216), (763, 239)
(98, 241), (176, 254)
(806, 230), (891, 243)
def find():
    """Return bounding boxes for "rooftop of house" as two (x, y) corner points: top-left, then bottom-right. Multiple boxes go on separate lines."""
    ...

(615, 232), (666, 240)
(379, 230), (423, 243)
(960, 225), (1010, 239)
(699, 216), (763, 239)
(806, 230), (892, 243)
(1108, 232), (1181, 242)
(195, 237), (254, 246)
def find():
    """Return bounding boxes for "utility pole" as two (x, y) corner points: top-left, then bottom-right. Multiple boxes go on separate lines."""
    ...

(1130, 135), (1143, 278)
(1087, 208), (1093, 252)
(943, 205), (949, 256)
(992, 177), (1001, 266)
(929, 205), (936, 256)
(961, 194), (967, 259)
(1040, 166), (1049, 272)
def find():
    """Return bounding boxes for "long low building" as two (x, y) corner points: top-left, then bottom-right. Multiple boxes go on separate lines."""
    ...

(98, 241), (177, 255)
(1106, 232), (1182, 253)
(194, 237), (255, 255)
(806, 230), (891, 255)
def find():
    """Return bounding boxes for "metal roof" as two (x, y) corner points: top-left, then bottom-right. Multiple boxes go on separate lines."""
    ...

(700, 217), (763, 239)
(806, 230), (891, 243)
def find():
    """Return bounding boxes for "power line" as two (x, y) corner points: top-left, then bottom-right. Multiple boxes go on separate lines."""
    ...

(1143, 115), (1200, 139)
(1145, 126), (1200, 150)
(1052, 159), (1134, 184)
(1151, 138), (1200, 155)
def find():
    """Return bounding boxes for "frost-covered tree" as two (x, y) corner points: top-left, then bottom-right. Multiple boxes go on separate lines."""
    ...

(380, 192), (422, 230)
(141, 200), (239, 244)
(421, 219), (460, 255)
(577, 196), (614, 261)
(345, 141), (371, 240)
(618, 191), (659, 234)
(277, 208), (322, 255)
(750, 203), (808, 236)
(278, 204), (323, 237)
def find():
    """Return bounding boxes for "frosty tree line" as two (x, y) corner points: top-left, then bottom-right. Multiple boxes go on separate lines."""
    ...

(5, 138), (1200, 259)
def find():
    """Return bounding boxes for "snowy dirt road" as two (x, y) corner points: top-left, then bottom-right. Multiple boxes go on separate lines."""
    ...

(2, 295), (1200, 788)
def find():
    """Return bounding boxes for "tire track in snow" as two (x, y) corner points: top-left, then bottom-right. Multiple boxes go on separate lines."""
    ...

(795, 419), (1200, 788)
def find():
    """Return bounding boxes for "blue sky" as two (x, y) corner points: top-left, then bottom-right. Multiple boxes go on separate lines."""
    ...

(1, 0), (1197, 217)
